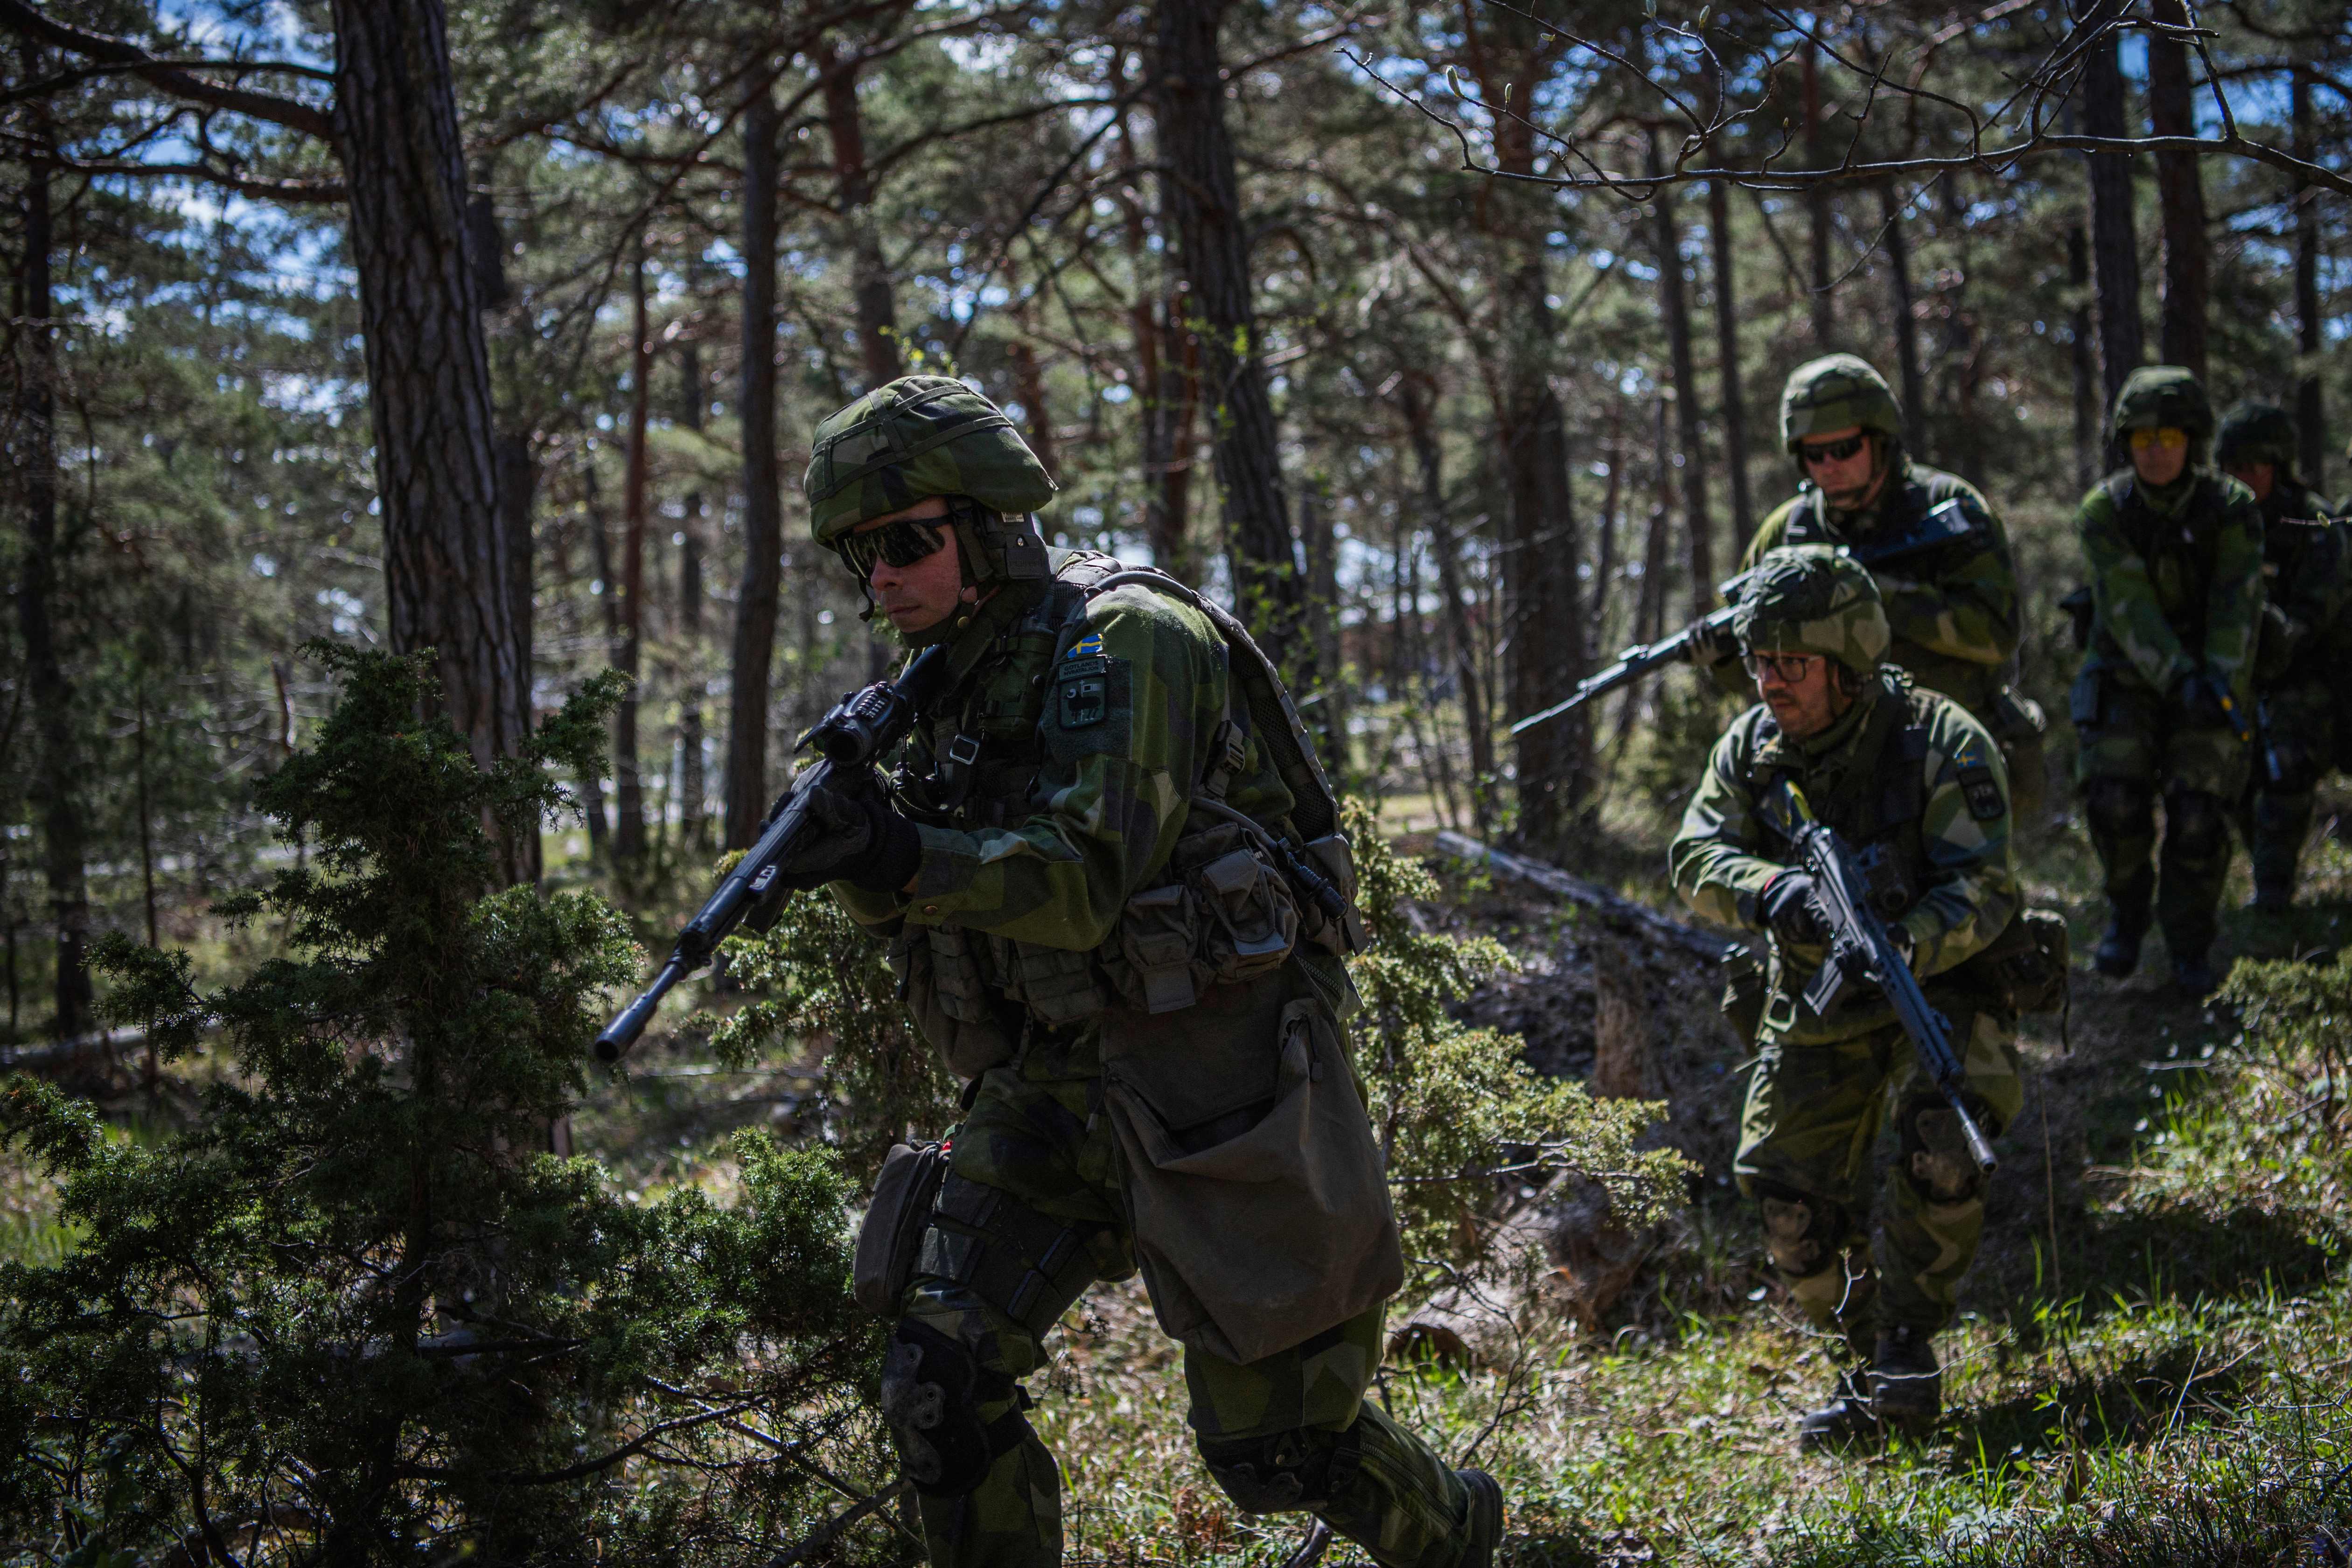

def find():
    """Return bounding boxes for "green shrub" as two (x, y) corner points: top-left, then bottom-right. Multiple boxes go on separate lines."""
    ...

(0, 645), (886, 1567)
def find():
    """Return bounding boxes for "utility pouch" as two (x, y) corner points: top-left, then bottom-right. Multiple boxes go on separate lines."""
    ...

(1300, 833), (1370, 955)
(1110, 885), (1202, 1014)
(1718, 943), (1768, 1045)
(2067, 669), (2104, 729)
(890, 927), (1016, 1080)
(998, 938), (1110, 1027)
(1102, 982), (1402, 1365)
(1177, 821), (1300, 987)
(853, 1139), (952, 1316)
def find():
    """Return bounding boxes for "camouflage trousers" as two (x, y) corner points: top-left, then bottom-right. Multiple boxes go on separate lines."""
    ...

(1733, 1005), (2023, 1338)
(2238, 681), (2336, 904)
(894, 1053), (1474, 1568)
(2073, 669), (2250, 958)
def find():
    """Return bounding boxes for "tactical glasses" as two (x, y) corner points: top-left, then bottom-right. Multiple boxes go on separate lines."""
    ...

(1797, 432), (1869, 467)
(2127, 426), (2189, 453)
(834, 515), (948, 579)
(1744, 651), (1822, 682)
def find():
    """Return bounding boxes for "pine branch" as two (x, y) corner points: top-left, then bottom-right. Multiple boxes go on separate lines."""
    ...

(0, 0), (335, 144)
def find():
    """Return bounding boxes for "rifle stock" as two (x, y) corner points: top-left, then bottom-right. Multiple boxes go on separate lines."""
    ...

(593, 644), (951, 1064)
(1773, 782), (1997, 1174)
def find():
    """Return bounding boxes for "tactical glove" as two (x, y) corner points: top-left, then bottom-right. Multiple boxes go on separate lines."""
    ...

(1685, 614), (1741, 670)
(768, 771), (924, 895)
(1760, 871), (1827, 945)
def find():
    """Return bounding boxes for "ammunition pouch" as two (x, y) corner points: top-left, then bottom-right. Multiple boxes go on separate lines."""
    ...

(1100, 816), (1300, 1014)
(854, 1139), (954, 1316)
(890, 926), (1018, 1080)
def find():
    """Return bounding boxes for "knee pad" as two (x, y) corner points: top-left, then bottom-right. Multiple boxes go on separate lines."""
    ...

(1898, 1096), (1992, 1207)
(1752, 1181), (1851, 1281)
(881, 1319), (1029, 1497)
(2083, 777), (2153, 840)
(2163, 787), (2229, 860)
(1197, 1422), (1361, 1516)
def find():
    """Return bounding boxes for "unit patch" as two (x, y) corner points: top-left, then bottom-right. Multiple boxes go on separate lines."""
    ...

(1957, 763), (2005, 822)
(1045, 654), (1130, 760)
(1058, 656), (1111, 729)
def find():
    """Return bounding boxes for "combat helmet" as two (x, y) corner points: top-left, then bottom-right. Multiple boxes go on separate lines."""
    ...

(2215, 401), (2299, 478)
(1780, 354), (1904, 455)
(1733, 544), (1891, 676)
(804, 374), (1058, 596)
(2108, 365), (2213, 448)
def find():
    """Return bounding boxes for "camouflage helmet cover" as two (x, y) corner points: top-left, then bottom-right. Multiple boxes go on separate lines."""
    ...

(1779, 354), (1904, 450)
(804, 374), (1057, 545)
(2108, 364), (2213, 446)
(2214, 400), (2298, 475)
(1733, 544), (1891, 674)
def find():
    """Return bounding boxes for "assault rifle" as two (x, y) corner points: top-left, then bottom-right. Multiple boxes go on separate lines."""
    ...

(1510, 495), (1989, 736)
(594, 645), (952, 1063)
(1769, 781), (1998, 1175)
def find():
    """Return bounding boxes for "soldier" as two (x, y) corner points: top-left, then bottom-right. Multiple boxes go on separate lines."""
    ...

(2072, 368), (2265, 997)
(755, 376), (1501, 1568)
(2215, 401), (2348, 910)
(1700, 355), (2046, 822)
(1671, 546), (2023, 1448)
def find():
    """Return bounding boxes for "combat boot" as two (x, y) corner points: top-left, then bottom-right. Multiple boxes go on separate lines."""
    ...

(1795, 1366), (1881, 1451)
(2171, 951), (2222, 1000)
(1454, 1469), (1504, 1568)
(1869, 1325), (1941, 1436)
(2093, 914), (2147, 978)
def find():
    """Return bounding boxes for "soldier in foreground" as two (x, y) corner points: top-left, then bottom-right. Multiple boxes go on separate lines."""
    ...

(1672, 547), (2024, 1448)
(2214, 402), (2347, 911)
(1701, 355), (2046, 821)
(2071, 368), (2264, 996)
(754, 376), (1500, 1568)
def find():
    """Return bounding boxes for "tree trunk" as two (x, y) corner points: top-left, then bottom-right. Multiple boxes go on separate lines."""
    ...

(1299, 482), (1349, 775)
(1803, 41), (1835, 351)
(494, 432), (536, 718)
(13, 140), (91, 1038)
(1650, 134), (1712, 619)
(1880, 182), (1926, 453)
(613, 241), (651, 862)
(2146, 0), (2208, 381)
(820, 41), (900, 390)
(329, 0), (530, 819)
(1401, 378), (1494, 832)
(677, 340), (708, 848)
(2081, 0), (2144, 406)
(2069, 221), (2100, 492)
(1707, 178), (1753, 541)
(2292, 64), (2326, 488)
(725, 84), (784, 850)
(1151, 0), (1305, 648)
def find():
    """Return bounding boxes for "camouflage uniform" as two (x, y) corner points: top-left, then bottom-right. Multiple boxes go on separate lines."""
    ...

(803, 378), (1490, 1568)
(2072, 368), (2265, 984)
(1671, 547), (2021, 1441)
(1710, 355), (2044, 820)
(2216, 403), (2350, 910)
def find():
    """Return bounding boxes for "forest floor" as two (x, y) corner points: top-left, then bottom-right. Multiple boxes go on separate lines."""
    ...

(10, 793), (2352, 1565)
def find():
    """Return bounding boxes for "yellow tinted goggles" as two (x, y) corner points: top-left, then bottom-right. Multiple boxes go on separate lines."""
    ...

(2128, 426), (2189, 453)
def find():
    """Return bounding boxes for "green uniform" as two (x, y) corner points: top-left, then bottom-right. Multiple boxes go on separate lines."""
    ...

(2070, 467), (2265, 959)
(1670, 668), (2023, 1338)
(1734, 460), (2044, 818)
(2238, 478), (2349, 905)
(833, 552), (1475, 1568)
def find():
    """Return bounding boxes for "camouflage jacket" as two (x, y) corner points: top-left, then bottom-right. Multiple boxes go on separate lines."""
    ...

(2251, 480), (2352, 691)
(1669, 668), (2019, 1044)
(833, 551), (1344, 1065)
(1733, 458), (2020, 716)
(2075, 467), (2265, 701)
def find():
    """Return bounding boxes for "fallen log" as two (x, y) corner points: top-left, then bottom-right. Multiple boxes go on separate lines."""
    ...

(0, 1026), (145, 1073)
(1433, 831), (1731, 964)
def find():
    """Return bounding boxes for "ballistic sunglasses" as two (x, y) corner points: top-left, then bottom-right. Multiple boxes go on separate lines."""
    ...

(2127, 427), (2189, 453)
(834, 514), (949, 579)
(1797, 432), (1870, 467)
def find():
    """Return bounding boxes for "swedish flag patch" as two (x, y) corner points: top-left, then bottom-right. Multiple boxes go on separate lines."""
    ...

(1068, 632), (1104, 659)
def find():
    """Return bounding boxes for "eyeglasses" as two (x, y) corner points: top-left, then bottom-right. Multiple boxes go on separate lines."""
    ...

(1798, 432), (1869, 467)
(2128, 427), (2189, 453)
(1744, 651), (1821, 682)
(835, 514), (947, 579)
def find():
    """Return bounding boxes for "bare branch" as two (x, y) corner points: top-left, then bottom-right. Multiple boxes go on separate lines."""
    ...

(0, 0), (335, 143)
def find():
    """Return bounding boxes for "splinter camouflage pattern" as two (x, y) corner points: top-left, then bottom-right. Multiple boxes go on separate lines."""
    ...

(829, 544), (1476, 1568)
(1669, 665), (2022, 1338)
(806, 374), (1058, 543)
(1778, 354), (1904, 450)
(1733, 544), (1891, 672)
(2235, 466), (2349, 904)
(2071, 388), (2265, 954)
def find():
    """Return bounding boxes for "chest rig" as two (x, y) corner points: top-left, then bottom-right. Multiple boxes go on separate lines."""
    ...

(1749, 675), (1936, 926)
(2106, 471), (2227, 655)
(885, 552), (1362, 1078)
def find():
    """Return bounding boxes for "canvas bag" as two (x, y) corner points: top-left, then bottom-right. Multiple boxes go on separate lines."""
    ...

(1101, 976), (1403, 1366)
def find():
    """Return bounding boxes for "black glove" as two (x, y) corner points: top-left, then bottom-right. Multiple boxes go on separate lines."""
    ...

(1760, 871), (1827, 945)
(1686, 614), (1740, 668)
(2174, 671), (2232, 734)
(766, 772), (923, 895)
